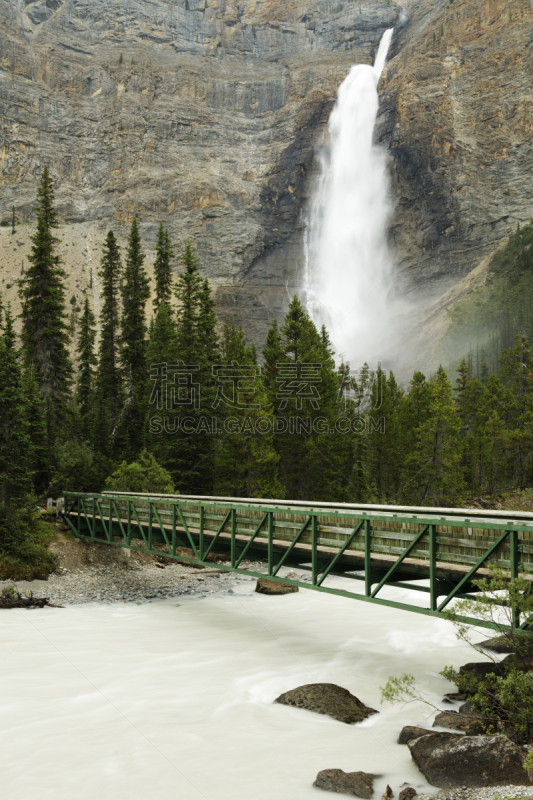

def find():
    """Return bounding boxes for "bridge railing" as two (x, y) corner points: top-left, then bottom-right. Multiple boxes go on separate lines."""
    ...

(64, 491), (533, 633)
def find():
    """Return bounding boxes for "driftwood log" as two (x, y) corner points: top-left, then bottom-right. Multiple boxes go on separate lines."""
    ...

(0, 592), (62, 609)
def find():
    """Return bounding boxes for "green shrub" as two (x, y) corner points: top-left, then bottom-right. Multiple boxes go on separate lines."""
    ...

(381, 571), (533, 747)
(104, 449), (176, 495)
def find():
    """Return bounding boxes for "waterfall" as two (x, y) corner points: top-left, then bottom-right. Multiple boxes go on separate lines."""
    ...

(304, 28), (395, 364)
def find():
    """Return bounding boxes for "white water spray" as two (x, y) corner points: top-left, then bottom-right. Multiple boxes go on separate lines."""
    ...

(304, 29), (395, 364)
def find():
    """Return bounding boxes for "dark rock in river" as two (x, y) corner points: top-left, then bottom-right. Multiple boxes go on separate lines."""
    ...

(408, 732), (531, 788)
(458, 660), (505, 680)
(477, 636), (533, 655)
(459, 655), (533, 685)
(477, 636), (515, 654)
(398, 789), (417, 800)
(275, 683), (377, 724)
(314, 769), (381, 797)
(443, 692), (467, 702)
(255, 578), (298, 595)
(398, 726), (433, 745)
(433, 710), (481, 733)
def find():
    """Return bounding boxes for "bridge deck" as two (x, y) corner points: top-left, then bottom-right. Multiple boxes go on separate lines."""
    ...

(64, 491), (533, 634)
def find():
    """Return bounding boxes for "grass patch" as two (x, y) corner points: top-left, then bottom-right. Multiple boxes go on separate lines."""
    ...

(501, 488), (533, 513)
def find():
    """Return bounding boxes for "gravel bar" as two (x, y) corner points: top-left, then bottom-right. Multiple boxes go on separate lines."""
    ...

(0, 558), (268, 605)
(414, 788), (533, 800)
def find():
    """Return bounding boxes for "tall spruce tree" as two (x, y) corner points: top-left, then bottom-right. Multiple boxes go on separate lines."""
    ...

(167, 240), (220, 493)
(154, 222), (174, 308)
(267, 297), (340, 501)
(119, 217), (150, 457)
(214, 319), (283, 498)
(454, 359), (486, 492)
(23, 367), (49, 497)
(19, 167), (71, 448)
(404, 366), (464, 506)
(97, 230), (123, 443)
(36, 165), (58, 229)
(75, 296), (97, 435)
(367, 369), (404, 502)
(145, 300), (178, 466)
(175, 240), (203, 360)
(262, 316), (285, 408)
(0, 305), (32, 520)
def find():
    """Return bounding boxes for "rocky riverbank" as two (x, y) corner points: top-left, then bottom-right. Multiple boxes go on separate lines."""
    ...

(0, 537), (266, 605)
(414, 788), (533, 800)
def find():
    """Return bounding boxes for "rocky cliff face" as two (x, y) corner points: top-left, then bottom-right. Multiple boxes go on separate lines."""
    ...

(1, 0), (533, 355)
(378, 0), (533, 303)
(0, 0), (397, 346)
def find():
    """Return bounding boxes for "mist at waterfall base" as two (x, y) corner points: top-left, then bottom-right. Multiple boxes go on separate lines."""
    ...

(304, 29), (402, 368)
(0, 573), (495, 799)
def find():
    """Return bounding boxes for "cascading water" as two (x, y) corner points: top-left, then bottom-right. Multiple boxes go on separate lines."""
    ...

(303, 29), (395, 364)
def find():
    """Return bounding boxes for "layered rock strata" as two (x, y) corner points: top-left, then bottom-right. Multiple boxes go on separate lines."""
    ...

(1, 0), (533, 354)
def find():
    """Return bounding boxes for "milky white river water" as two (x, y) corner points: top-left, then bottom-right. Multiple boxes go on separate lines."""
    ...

(1, 574), (490, 800)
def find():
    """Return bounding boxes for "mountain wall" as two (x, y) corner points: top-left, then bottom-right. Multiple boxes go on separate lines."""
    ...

(378, 0), (533, 304)
(1, 0), (533, 354)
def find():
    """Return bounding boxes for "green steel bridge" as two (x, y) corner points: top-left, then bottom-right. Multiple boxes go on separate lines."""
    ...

(64, 492), (533, 633)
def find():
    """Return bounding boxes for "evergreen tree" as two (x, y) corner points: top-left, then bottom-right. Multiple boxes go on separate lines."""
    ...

(198, 277), (220, 377)
(269, 297), (341, 501)
(454, 359), (485, 491)
(119, 217), (150, 457)
(404, 366), (464, 506)
(481, 410), (509, 496)
(262, 316), (285, 407)
(214, 319), (283, 498)
(302, 321), (346, 501)
(350, 432), (373, 503)
(367, 368), (404, 501)
(145, 300), (178, 465)
(19, 168), (71, 446)
(0, 305), (32, 520)
(97, 230), (123, 442)
(36, 165), (58, 229)
(23, 368), (49, 497)
(498, 335), (533, 489)
(175, 240), (203, 361)
(75, 296), (97, 434)
(153, 222), (174, 308)
(90, 387), (112, 461)
(280, 295), (308, 363)
(167, 241), (220, 493)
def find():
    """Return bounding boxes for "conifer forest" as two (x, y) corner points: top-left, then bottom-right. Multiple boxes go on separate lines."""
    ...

(2, 170), (533, 577)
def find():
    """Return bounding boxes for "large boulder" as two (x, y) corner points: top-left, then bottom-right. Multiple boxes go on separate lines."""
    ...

(398, 726), (433, 744)
(313, 769), (380, 797)
(477, 636), (515, 654)
(433, 710), (482, 733)
(459, 660), (505, 680)
(275, 683), (377, 724)
(459, 656), (533, 691)
(255, 578), (298, 595)
(408, 733), (531, 788)
(478, 635), (533, 655)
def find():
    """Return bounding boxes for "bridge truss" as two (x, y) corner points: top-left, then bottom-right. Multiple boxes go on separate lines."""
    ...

(64, 492), (533, 633)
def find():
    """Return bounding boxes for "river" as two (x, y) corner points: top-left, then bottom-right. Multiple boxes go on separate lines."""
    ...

(1, 574), (487, 799)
